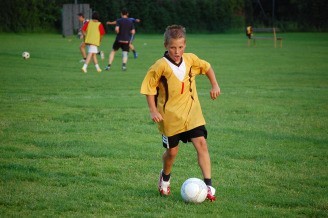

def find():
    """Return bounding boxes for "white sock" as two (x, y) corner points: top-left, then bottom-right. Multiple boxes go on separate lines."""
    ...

(83, 64), (87, 69)
(95, 64), (100, 69)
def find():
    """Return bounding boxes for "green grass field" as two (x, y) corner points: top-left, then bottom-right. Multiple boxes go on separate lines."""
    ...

(0, 32), (327, 217)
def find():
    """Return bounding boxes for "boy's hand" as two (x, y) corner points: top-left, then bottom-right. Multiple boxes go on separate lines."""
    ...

(150, 111), (164, 123)
(210, 85), (221, 100)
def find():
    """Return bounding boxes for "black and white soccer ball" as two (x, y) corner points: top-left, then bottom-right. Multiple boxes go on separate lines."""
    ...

(22, 51), (30, 59)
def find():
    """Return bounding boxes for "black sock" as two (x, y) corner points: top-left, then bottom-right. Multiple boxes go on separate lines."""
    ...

(204, 178), (212, 186)
(162, 172), (171, 182)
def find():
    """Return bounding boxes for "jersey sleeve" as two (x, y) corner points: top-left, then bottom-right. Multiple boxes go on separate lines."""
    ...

(140, 59), (164, 95)
(188, 53), (211, 75)
(81, 22), (89, 31)
(99, 24), (105, 35)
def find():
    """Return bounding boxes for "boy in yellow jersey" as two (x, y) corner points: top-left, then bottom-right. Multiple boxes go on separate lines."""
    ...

(81, 11), (105, 73)
(140, 25), (221, 201)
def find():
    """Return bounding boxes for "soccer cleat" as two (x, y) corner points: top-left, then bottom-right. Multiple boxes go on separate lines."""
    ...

(133, 52), (138, 59)
(96, 68), (102, 73)
(105, 66), (111, 71)
(81, 67), (87, 73)
(122, 65), (127, 71)
(158, 170), (170, 196)
(206, 186), (216, 202)
(80, 59), (86, 63)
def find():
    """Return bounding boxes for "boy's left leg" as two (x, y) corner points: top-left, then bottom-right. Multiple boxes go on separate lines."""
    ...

(191, 136), (216, 201)
(92, 53), (101, 72)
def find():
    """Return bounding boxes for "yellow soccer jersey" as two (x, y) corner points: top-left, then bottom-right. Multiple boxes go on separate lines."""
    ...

(140, 53), (211, 137)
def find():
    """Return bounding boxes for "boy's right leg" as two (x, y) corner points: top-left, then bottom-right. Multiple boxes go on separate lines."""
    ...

(162, 146), (179, 175)
(122, 51), (128, 71)
(158, 146), (179, 196)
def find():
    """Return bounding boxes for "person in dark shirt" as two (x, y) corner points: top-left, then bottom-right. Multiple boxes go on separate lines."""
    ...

(105, 8), (135, 71)
(106, 17), (141, 59)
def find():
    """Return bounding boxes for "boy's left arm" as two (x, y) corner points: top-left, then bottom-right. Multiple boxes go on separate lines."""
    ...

(206, 67), (221, 100)
(99, 24), (106, 42)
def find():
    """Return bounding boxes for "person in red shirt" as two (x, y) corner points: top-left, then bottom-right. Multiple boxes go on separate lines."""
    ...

(81, 11), (105, 73)
(77, 12), (89, 63)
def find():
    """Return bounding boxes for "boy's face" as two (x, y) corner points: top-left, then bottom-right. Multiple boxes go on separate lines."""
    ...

(165, 38), (186, 64)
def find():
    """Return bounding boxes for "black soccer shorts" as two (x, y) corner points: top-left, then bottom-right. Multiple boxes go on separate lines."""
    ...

(162, 125), (207, 149)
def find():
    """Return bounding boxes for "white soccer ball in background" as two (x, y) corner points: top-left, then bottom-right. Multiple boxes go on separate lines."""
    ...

(22, 51), (30, 59)
(181, 178), (208, 203)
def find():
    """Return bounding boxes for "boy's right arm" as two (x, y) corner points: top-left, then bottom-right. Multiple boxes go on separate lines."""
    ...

(146, 95), (163, 123)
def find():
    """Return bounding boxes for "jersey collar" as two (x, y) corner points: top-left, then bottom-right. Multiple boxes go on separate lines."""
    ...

(163, 51), (183, 67)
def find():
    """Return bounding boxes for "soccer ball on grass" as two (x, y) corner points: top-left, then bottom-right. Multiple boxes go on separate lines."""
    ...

(22, 51), (30, 59)
(181, 178), (208, 203)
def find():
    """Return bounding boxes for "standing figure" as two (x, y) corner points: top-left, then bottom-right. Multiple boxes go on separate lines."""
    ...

(106, 17), (141, 59)
(105, 8), (135, 71)
(77, 12), (88, 62)
(140, 25), (221, 201)
(81, 11), (105, 73)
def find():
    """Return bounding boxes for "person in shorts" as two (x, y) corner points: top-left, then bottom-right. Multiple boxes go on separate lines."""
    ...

(81, 11), (105, 73)
(105, 8), (135, 71)
(77, 12), (88, 62)
(140, 25), (221, 201)
(106, 17), (140, 59)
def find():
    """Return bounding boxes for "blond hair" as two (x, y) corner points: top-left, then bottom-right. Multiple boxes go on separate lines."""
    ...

(164, 25), (186, 46)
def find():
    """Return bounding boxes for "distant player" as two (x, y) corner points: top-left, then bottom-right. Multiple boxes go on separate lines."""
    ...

(106, 17), (140, 59)
(77, 13), (89, 62)
(105, 8), (135, 71)
(140, 25), (221, 201)
(81, 11), (105, 73)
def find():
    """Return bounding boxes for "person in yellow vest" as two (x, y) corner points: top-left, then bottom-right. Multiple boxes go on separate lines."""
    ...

(140, 25), (221, 201)
(81, 11), (105, 73)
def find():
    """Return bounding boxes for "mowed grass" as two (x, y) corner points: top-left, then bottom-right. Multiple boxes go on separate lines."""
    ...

(0, 32), (327, 217)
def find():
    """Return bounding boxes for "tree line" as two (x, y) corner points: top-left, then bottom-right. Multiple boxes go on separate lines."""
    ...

(0, 0), (327, 33)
